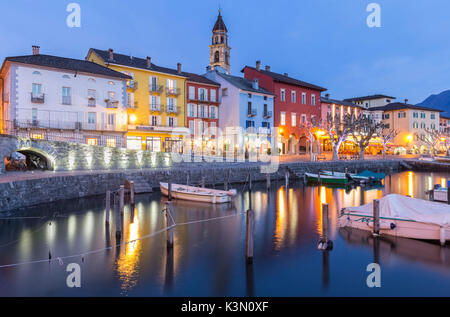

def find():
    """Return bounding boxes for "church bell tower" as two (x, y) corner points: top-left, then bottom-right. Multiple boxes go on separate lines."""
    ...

(209, 9), (231, 74)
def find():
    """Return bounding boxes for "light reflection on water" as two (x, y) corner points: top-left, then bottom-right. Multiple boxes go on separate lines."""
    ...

(0, 171), (449, 296)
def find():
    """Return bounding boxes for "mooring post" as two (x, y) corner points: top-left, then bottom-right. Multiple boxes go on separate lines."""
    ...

(248, 172), (252, 191)
(266, 173), (270, 190)
(186, 171), (190, 186)
(447, 180), (450, 205)
(130, 181), (135, 205)
(115, 194), (122, 240)
(246, 209), (254, 264)
(285, 170), (289, 188)
(119, 185), (125, 215)
(212, 170), (216, 189)
(105, 190), (111, 225)
(318, 171), (321, 184)
(168, 176), (172, 201)
(225, 169), (230, 191)
(201, 176), (206, 188)
(318, 203), (332, 250)
(165, 201), (174, 249)
(373, 199), (380, 236)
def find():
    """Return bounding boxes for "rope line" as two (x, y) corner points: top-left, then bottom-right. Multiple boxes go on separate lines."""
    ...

(0, 211), (241, 269)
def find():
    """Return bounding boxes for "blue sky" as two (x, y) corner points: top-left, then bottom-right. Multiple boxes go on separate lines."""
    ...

(1, 0), (449, 103)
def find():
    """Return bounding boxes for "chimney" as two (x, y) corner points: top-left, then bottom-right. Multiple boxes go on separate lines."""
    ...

(325, 93), (330, 99)
(256, 60), (261, 71)
(404, 99), (408, 104)
(284, 73), (288, 77)
(265, 65), (271, 72)
(108, 48), (114, 61)
(32, 45), (40, 55)
(252, 78), (259, 90)
(146, 56), (151, 68)
(177, 62), (182, 74)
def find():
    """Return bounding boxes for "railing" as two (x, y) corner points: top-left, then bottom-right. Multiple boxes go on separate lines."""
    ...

(149, 84), (164, 93)
(31, 93), (45, 104)
(127, 80), (138, 90)
(166, 87), (181, 96)
(62, 96), (72, 105)
(150, 104), (164, 112)
(166, 106), (178, 114)
(263, 111), (272, 118)
(0, 120), (126, 147)
(105, 100), (119, 108)
(247, 109), (257, 117)
(10, 119), (126, 132)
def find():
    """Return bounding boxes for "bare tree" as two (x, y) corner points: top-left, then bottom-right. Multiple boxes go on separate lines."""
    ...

(350, 115), (384, 160)
(324, 112), (353, 161)
(379, 126), (399, 159)
(420, 129), (446, 155)
(299, 117), (319, 161)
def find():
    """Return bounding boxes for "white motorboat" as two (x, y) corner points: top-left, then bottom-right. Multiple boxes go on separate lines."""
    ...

(339, 194), (450, 244)
(160, 182), (237, 204)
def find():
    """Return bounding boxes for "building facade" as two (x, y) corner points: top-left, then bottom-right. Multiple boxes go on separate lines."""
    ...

(204, 67), (274, 155)
(242, 61), (326, 154)
(0, 46), (130, 147)
(86, 48), (187, 153)
(370, 102), (442, 154)
(344, 94), (396, 109)
(185, 72), (220, 154)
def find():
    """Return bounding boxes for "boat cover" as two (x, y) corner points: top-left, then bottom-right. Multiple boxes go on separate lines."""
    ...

(344, 194), (450, 227)
(357, 170), (385, 180)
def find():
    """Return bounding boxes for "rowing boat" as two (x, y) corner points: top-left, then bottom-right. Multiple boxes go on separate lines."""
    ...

(160, 182), (237, 204)
(304, 172), (349, 185)
(338, 194), (450, 244)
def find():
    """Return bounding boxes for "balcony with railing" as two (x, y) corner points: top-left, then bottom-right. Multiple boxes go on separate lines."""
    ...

(149, 84), (164, 94)
(12, 119), (126, 132)
(105, 99), (119, 108)
(31, 93), (45, 104)
(127, 80), (138, 90)
(166, 87), (181, 96)
(263, 110), (272, 119)
(62, 96), (72, 105)
(150, 104), (164, 112)
(166, 105), (178, 114)
(247, 109), (257, 117)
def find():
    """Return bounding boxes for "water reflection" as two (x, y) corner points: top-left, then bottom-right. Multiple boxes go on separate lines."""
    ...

(0, 171), (449, 296)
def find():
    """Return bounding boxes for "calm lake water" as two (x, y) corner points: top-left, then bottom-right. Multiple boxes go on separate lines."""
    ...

(0, 171), (449, 297)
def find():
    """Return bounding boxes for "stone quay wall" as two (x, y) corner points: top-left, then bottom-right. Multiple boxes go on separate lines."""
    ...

(0, 159), (407, 213)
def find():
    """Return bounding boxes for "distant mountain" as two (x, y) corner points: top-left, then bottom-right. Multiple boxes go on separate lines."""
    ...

(417, 90), (450, 117)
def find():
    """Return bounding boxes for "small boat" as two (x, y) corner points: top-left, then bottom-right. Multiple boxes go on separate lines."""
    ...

(320, 171), (371, 184)
(160, 182), (237, 204)
(356, 170), (385, 181)
(305, 172), (350, 185)
(339, 194), (450, 244)
(433, 186), (448, 203)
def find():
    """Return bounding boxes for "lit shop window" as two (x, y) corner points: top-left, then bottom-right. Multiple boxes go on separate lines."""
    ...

(106, 138), (116, 147)
(30, 133), (44, 140)
(86, 138), (98, 145)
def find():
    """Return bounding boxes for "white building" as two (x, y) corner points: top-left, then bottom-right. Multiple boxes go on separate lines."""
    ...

(344, 94), (396, 109)
(0, 46), (131, 147)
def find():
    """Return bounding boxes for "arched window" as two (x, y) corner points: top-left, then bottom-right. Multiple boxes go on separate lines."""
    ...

(32, 71), (41, 75)
(214, 51), (220, 63)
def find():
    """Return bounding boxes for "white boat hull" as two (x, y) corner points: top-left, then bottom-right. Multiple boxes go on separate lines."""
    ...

(338, 213), (449, 242)
(160, 182), (235, 204)
(434, 189), (448, 203)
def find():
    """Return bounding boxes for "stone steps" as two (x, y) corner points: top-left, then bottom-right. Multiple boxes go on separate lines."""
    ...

(127, 175), (153, 194)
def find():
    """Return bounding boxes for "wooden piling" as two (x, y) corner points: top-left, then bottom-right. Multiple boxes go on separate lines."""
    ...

(248, 172), (252, 191)
(105, 190), (111, 225)
(165, 201), (174, 249)
(130, 181), (135, 205)
(322, 203), (329, 244)
(285, 171), (289, 188)
(266, 173), (270, 190)
(246, 209), (254, 264)
(115, 194), (122, 239)
(168, 176), (172, 201)
(224, 170), (230, 191)
(373, 199), (380, 236)
(201, 176), (206, 188)
(186, 171), (190, 186)
(447, 184), (450, 205)
(119, 185), (124, 215)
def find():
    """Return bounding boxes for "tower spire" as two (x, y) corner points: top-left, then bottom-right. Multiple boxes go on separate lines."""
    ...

(209, 9), (231, 74)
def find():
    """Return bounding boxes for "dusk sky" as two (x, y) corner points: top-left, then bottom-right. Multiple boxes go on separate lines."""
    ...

(1, 0), (449, 104)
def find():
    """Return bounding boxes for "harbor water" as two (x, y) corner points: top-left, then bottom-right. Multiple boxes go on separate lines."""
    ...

(0, 171), (449, 296)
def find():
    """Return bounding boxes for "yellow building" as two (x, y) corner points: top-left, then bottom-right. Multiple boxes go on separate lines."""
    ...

(371, 102), (442, 154)
(86, 48), (187, 152)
